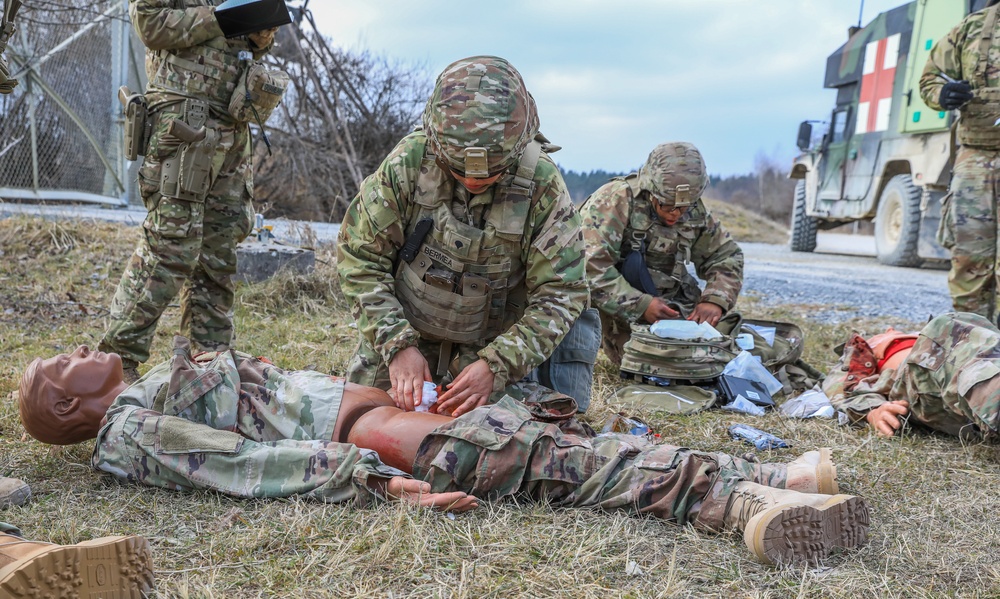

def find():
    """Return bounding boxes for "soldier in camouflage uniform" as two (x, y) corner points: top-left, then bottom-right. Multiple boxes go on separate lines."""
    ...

(825, 312), (1000, 439)
(98, 0), (282, 381)
(920, 1), (1000, 324)
(338, 56), (596, 414)
(20, 338), (868, 565)
(0, 0), (18, 94)
(580, 142), (744, 365)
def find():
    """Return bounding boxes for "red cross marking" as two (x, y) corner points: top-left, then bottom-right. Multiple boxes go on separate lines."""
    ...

(857, 33), (899, 134)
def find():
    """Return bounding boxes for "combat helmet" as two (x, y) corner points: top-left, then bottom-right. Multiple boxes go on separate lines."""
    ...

(422, 56), (539, 178)
(637, 142), (708, 209)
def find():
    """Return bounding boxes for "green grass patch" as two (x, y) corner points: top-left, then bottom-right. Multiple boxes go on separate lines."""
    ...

(2, 215), (999, 597)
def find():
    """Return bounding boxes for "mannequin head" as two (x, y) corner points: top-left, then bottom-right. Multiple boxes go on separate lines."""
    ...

(19, 346), (126, 445)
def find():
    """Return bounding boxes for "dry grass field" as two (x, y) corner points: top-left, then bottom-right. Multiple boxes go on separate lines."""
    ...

(1, 214), (999, 598)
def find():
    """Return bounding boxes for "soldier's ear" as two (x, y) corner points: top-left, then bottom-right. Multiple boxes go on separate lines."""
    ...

(54, 396), (81, 416)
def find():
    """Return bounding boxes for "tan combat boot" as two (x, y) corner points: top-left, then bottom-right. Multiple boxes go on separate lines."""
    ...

(0, 533), (154, 597)
(755, 448), (838, 495)
(0, 478), (30, 509)
(724, 481), (869, 566)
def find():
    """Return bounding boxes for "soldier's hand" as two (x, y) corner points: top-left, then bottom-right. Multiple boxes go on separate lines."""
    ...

(687, 302), (723, 327)
(385, 477), (479, 513)
(865, 400), (910, 437)
(248, 27), (278, 49)
(436, 359), (494, 417)
(939, 80), (973, 110)
(643, 297), (679, 324)
(388, 346), (432, 412)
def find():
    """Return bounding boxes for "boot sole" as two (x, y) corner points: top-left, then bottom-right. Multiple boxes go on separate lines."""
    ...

(0, 535), (153, 598)
(744, 494), (869, 566)
(816, 447), (838, 495)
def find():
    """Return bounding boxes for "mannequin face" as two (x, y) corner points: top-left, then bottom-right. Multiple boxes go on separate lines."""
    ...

(38, 346), (122, 397)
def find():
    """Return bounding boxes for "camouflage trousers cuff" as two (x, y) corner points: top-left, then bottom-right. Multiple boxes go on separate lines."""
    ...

(692, 469), (745, 533)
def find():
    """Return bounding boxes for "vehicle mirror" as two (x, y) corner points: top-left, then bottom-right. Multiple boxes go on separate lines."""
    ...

(796, 121), (813, 152)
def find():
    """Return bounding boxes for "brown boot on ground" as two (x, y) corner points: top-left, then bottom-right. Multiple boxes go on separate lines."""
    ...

(0, 533), (154, 597)
(785, 448), (838, 495)
(0, 478), (30, 509)
(724, 481), (869, 566)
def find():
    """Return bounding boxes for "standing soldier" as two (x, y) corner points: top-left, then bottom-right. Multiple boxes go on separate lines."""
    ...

(338, 56), (597, 416)
(0, 0), (19, 93)
(581, 142), (744, 365)
(98, 0), (283, 381)
(920, 0), (1000, 324)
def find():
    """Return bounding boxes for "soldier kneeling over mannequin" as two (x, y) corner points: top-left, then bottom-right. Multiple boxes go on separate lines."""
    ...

(18, 337), (871, 566)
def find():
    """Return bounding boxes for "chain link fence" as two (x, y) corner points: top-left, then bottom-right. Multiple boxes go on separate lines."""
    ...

(0, 0), (142, 206)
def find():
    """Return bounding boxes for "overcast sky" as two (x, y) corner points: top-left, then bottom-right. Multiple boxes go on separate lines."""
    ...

(308, 0), (910, 176)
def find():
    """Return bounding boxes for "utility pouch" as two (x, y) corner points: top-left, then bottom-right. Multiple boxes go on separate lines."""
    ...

(228, 61), (289, 124)
(160, 127), (219, 202)
(119, 86), (151, 161)
(958, 87), (1000, 149)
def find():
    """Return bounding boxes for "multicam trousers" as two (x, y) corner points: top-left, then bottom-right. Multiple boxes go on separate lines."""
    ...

(941, 146), (1000, 323)
(413, 397), (787, 531)
(100, 105), (254, 366)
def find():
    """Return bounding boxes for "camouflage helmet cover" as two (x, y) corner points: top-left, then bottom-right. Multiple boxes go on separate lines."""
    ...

(637, 142), (708, 208)
(422, 55), (540, 177)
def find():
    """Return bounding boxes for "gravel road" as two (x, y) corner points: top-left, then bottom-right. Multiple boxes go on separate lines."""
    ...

(2, 203), (952, 325)
(740, 235), (951, 324)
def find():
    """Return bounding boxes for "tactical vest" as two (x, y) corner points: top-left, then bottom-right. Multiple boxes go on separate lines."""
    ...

(959, 4), (1000, 149)
(145, 0), (251, 114)
(394, 141), (543, 347)
(616, 175), (703, 308)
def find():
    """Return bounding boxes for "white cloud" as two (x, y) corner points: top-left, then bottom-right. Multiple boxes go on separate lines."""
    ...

(306, 0), (923, 174)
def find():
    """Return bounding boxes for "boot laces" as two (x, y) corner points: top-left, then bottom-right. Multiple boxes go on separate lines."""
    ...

(733, 488), (769, 528)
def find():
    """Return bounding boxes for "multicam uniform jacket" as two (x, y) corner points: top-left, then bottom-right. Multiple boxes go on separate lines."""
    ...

(337, 130), (588, 395)
(824, 312), (1000, 440)
(92, 337), (405, 504)
(580, 175), (743, 322)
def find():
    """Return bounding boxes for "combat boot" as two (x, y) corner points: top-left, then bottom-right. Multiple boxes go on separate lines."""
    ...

(723, 481), (869, 566)
(0, 478), (30, 509)
(757, 448), (838, 495)
(0, 533), (154, 597)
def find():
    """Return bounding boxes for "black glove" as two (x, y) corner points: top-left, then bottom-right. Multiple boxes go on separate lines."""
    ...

(939, 80), (974, 110)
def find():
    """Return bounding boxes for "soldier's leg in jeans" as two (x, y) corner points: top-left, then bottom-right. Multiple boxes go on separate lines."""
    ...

(599, 310), (631, 367)
(531, 307), (601, 412)
(181, 125), (251, 352)
(100, 155), (205, 366)
(947, 147), (998, 320)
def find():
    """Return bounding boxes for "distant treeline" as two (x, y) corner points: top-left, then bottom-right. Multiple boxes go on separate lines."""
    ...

(560, 156), (795, 225)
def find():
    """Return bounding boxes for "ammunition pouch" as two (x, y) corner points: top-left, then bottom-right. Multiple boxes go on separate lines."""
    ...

(160, 128), (219, 202)
(122, 91), (152, 162)
(957, 88), (1000, 149)
(396, 251), (493, 344)
(228, 61), (289, 124)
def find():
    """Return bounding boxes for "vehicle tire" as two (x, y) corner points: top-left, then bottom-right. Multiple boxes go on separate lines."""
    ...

(874, 174), (923, 267)
(789, 180), (817, 253)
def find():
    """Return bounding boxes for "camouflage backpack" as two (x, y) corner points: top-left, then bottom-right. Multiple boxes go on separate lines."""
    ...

(619, 312), (743, 382)
(620, 312), (810, 386)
